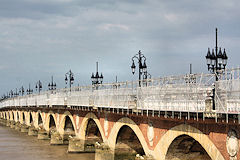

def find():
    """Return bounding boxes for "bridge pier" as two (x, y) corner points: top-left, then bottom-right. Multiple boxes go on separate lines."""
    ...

(14, 122), (21, 131)
(20, 124), (29, 133)
(50, 132), (69, 145)
(68, 137), (85, 153)
(6, 120), (11, 126)
(95, 143), (114, 160)
(28, 126), (38, 136)
(10, 121), (16, 128)
(50, 131), (63, 145)
(37, 129), (50, 140)
(0, 119), (7, 125)
(68, 137), (100, 153)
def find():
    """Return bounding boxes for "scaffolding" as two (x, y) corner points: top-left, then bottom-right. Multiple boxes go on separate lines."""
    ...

(1, 68), (240, 114)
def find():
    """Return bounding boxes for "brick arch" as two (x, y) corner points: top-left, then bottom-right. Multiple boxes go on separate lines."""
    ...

(36, 110), (44, 128)
(13, 111), (18, 122)
(78, 112), (106, 142)
(7, 112), (10, 120)
(22, 111), (29, 125)
(153, 124), (224, 160)
(44, 111), (57, 131)
(7, 112), (10, 119)
(28, 111), (35, 126)
(16, 111), (21, 122)
(18, 111), (27, 124)
(11, 111), (15, 121)
(108, 117), (151, 157)
(3, 112), (7, 119)
(58, 111), (77, 135)
(19, 111), (24, 124)
(7, 111), (10, 120)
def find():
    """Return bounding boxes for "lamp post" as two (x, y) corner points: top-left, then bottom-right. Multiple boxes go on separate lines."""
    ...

(205, 28), (228, 110)
(205, 28), (228, 81)
(27, 84), (33, 95)
(35, 80), (42, 94)
(14, 88), (19, 97)
(113, 76), (120, 89)
(9, 90), (13, 98)
(19, 86), (24, 96)
(26, 84), (33, 95)
(131, 50), (147, 87)
(65, 70), (74, 91)
(185, 64), (196, 84)
(91, 62), (103, 89)
(48, 76), (56, 91)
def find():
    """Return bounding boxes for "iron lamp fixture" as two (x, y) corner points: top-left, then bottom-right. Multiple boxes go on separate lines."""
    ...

(91, 62), (103, 89)
(131, 50), (148, 87)
(205, 28), (228, 81)
(65, 70), (74, 91)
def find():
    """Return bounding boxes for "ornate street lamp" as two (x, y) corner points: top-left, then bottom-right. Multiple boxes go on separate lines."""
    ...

(65, 70), (74, 91)
(131, 50), (148, 87)
(36, 80), (42, 94)
(205, 28), (229, 110)
(9, 90), (14, 98)
(91, 62), (103, 89)
(205, 28), (228, 81)
(48, 76), (56, 91)
(19, 86), (24, 96)
(26, 84), (33, 95)
(14, 88), (19, 97)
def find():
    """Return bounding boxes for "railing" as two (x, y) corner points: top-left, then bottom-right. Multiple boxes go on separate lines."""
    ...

(215, 67), (240, 114)
(2, 68), (240, 114)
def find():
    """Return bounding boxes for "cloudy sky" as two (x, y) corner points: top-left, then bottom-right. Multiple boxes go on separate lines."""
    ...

(0, 0), (240, 95)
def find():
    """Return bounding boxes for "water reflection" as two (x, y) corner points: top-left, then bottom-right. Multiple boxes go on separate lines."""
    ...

(0, 124), (95, 160)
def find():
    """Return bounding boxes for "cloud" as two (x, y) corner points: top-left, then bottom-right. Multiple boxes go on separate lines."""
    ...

(98, 23), (129, 31)
(0, 0), (240, 94)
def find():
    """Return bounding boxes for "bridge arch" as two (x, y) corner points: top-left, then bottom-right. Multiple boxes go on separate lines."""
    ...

(16, 111), (20, 122)
(11, 111), (15, 121)
(59, 111), (77, 135)
(21, 111), (26, 124)
(108, 117), (150, 156)
(45, 111), (57, 132)
(79, 112), (105, 142)
(4, 112), (7, 119)
(29, 111), (34, 126)
(7, 111), (11, 120)
(153, 124), (225, 160)
(36, 111), (44, 128)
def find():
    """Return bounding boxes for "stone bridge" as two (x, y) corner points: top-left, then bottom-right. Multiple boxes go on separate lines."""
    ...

(0, 106), (239, 160)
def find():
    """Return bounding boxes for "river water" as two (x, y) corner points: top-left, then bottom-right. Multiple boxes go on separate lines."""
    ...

(0, 124), (95, 160)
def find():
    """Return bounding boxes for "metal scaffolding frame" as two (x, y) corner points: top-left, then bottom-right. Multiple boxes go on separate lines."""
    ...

(1, 68), (240, 114)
